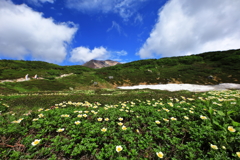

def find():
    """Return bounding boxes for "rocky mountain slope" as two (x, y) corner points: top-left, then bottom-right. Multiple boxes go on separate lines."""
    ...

(82, 60), (121, 69)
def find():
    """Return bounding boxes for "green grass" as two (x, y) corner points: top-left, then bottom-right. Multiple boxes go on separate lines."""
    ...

(1, 49), (240, 94)
(0, 89), (195, 115)
(0, 49), (240, 159)
(95, 49), (240, 85)
(0, 90), (240, 159)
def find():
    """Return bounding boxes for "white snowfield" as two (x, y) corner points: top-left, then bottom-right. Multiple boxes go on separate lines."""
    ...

(118, 83), (240, 92)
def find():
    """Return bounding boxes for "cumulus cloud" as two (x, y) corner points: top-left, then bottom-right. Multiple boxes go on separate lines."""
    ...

(69, 46), (110, 63)
(0, 0), (77, 63)
(69, 46), (128, 63)
(137, 0), (240, 58)
(66, 0), (148, 21)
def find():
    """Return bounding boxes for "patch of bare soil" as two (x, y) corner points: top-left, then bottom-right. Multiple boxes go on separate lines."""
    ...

(169, 78), (182, 84)
(55, 73), (74, 79)
(0, 73), (74, 83)
(234, 79), (238, 82)
(212, 76), (222, 83)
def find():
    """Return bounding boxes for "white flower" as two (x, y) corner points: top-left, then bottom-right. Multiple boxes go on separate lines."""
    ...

(155, 120), (161, 124)
(118, 117), (123, 121)
(184, 116), (189, 120)
(118, 122), (123, 126)
(156, 151), (164, 158)
(38, 114), (44, 118)
(38, 108), (43, 112)
(116, 146), (123, 152)
(236, 152), (240, 158)
(210, 144), (218, 150)
(200, 115), (207, 120)
(61, 114), (70, 118)
(31, 139), (41, 146)
(57, 128), (64, 132)
(228, 126), (236, 132)
(122, 126), (127, 130)
(163, 118), (169, 122)
(75, 121), (81, 125)
(101, 127), (107, 132)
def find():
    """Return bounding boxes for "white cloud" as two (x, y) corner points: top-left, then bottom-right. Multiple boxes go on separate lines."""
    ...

(69, 46), (110, 63)
(116, 50), (128, 56)
(107, 21), (127, 36)
(0, 0), (77, 63)
(39, 0), (54, 3)
(66, 0), (148, 21)
(107, 21), (121, 33)
(137, 0), (240, 58)
(134, 13), (143, 24)
(69, 46), (128, 63)
(26, 0), (55, 6)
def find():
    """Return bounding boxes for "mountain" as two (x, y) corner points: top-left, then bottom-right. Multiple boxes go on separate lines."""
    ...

(82, 60), (121, 69)
(0, 49), (239, 94)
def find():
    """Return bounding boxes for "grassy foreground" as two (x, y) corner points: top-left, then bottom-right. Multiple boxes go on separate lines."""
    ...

(0, 89), (240, 159)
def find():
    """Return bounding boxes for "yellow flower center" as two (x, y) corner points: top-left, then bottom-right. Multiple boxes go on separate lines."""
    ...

(228, 126), (236, 132)
(236, 152), (240, 158)
(156, 152), (164, 158)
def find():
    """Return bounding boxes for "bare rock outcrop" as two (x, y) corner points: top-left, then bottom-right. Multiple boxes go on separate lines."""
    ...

(82, 60), (121, 69)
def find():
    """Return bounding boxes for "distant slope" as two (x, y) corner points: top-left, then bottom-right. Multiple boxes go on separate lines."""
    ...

(0, 49), (239, 94)
(82, 60), (121, 69)
(95, 49), (240, 85)
(0, 60), (93, 80)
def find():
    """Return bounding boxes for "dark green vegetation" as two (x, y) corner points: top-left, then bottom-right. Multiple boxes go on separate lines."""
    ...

(96, 49), (240, 85)
(0, 49), (240, 159)
(0, 90), (240, 159)
(0, 49), (240, 94)
(0, 60), (93, 80)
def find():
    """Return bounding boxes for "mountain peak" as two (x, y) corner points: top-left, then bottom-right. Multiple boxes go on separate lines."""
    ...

(82, 60), (121, 69)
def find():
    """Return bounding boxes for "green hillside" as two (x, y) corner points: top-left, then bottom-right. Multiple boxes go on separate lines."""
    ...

(0, 49), (240, 94)
(0, 60), (93, 80)
(96, 49), (240, 85)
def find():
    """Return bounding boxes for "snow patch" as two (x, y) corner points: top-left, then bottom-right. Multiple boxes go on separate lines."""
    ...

(118, 83), (240, 92)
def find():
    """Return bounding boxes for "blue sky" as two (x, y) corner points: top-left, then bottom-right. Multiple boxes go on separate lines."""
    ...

(0, 0), (240, 66)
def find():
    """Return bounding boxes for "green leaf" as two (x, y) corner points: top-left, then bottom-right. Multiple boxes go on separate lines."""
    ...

(232, 120), (240, 127)
(227, 111), (235, 115)
(208, 107), (213, 116)
(217, 111), (225, 116)
(213, 120), (224, 130)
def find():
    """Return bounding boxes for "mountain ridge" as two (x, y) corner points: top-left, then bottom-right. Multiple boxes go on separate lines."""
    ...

(82, 59), (121, 69)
